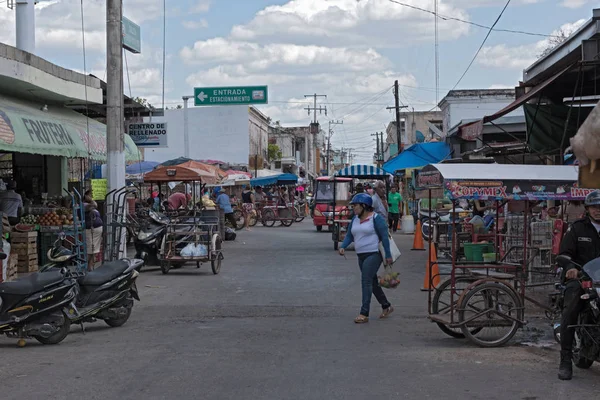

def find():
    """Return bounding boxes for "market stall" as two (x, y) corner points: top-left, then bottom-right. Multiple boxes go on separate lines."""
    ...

(249, 173), (298, 227)
(417, 162), (589, 347)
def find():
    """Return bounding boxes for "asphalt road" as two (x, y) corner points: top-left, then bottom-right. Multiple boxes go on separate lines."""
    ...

(1, 220), (599, 399)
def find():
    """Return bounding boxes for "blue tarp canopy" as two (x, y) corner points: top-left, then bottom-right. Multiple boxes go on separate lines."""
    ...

(335, 164), (389, 178)
(250, 173), (298, 187)
(126, 161), (159, 175)
(382, 142), (451, 174)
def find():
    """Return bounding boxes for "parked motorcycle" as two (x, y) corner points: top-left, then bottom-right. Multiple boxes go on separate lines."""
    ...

(40, 241), (143, 329)
(134, 210), (169, 266)
(0, 250), (78, 346)
(556, 255), (600, 369)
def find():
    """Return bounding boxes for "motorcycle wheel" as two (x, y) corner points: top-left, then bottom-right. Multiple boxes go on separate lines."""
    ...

(104, 304), (133, 328)
(161, 261), (171, 275)
(33, 312), (70, 345)
(573, 321), (595, 369)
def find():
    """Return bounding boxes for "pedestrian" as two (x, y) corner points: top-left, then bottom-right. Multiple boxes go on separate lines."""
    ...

(241, 185), (254, 231)
(0, 180), (23, 225)
(168, 191), (191, 210)
(84, 192), (103, 271)
(371, 180), (388, 220)
(338, 193), (394, 323)
(388, 185), (402, 232)
(215, 187), (237, 229)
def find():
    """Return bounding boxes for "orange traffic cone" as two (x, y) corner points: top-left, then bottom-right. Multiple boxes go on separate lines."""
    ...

(411, 220), (425, 251)
(421, 244), (440, 291)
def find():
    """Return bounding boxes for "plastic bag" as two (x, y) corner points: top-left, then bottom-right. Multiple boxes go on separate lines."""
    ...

(378, 265), (400, 289)
(202, 195), (216, 208)
(180, 243), (208, 257)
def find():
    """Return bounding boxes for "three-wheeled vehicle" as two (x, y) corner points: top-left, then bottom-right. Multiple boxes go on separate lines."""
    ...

(418, 163), (591, 347)
(142, 165), (224, 275)
(312, 176), (352, 232)
(331, 165), (391, 250)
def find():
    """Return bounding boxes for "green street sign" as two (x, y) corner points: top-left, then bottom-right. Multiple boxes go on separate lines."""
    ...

(122, 17), (141, 54)
(194, 86), (268, 106)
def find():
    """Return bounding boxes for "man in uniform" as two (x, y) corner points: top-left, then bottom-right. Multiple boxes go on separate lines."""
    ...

(557, 190), (600, 380)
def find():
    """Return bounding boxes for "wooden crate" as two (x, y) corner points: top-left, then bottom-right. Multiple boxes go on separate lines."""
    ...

(5, 254), (18, 282)
(11, 231), (37, 243)
(2, 215), (10, 235)
(12, 242), (37, 256)
(17, 253), (38, 273)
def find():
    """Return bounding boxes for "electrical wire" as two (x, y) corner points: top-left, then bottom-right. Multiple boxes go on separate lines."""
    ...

(451, 0), (512, 91)
(387, 0), (555, 38)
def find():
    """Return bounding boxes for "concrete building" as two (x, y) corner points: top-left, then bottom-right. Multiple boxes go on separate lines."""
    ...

(248, 107), (270, 171)
(0, 42), (140, 196)
(268, 125), (321, 180)
(383, 111), (444, 161)
(438, 89), (523, 136)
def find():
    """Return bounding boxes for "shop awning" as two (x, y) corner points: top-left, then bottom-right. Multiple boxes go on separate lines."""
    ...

(250, 173), (298, 187)
(382, 142), (451, 174)
(457, 64), (575, 141)
(0, 94), (140, 161)
(335, 164), (389, 178)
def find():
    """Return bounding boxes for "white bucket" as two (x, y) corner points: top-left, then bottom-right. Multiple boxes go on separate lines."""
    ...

(401, 216), (415, 234)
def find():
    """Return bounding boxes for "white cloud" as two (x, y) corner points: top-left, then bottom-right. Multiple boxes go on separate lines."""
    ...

(229, 0), (470, 47)
(560, 0), (592, 8)
(190, 0), (211, 14)
(182, 19), (208, 30)
(477, 19), (587, 70)
(181, 39), (389, 73)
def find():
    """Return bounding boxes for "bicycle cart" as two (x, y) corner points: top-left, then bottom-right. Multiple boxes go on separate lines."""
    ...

(250, 173), (299, 228)
(331, 165), (391, 250)
(419, 163), (590, 347)
(159, 213), (223, 275)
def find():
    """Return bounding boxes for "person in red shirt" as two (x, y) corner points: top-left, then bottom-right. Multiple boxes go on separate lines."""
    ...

(168, 192), (191, 210)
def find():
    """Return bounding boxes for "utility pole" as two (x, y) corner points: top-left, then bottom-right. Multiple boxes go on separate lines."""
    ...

(304, 93), (327, 124)
(372, 132), (381, 166)
(182, 95), (193, 159)
(327, 120), (343, 175)
(380, 132), (385, 165)
(387, 80), (408, 155)
(106, 0), (125, 193)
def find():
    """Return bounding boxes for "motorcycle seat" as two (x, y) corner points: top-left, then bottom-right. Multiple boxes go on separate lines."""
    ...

(0, 270), (65, 295)
(79, 260), (130, 286)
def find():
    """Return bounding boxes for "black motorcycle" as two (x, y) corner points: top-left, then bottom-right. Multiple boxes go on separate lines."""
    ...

(134, 210), (169, 266)
(40, 243), (143, 329)
(0, 251), (78, 346)
(556, 255), (600, 369)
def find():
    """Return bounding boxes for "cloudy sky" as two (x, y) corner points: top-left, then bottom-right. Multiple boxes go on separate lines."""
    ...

(0, 0), (596, 162)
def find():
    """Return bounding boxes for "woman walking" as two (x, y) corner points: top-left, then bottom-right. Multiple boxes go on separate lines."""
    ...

(338, 193), (394, 323)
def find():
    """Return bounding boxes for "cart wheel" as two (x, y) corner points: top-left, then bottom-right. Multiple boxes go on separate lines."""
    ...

(248, 211), (258, 227)
(316, 225), (322, 232)
(160, 261), (171, 275)
(211, 234), (223, 275)
(196, 261), (201, 269)
(431, 277), (482, 339)
(334, 241), (339, 251)
(280, 208), (294, 227)
(262, 209), (276, 227)
(458, 281), (523, 347)
(233, 210), (244, 230)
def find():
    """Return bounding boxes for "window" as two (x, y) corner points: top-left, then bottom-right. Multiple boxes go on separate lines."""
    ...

(0, 153), (13, 180)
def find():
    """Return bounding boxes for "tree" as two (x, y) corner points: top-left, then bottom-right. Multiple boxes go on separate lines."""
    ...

(268, 144), (282, 161)
(132, 97), (155, 110)
(538, 28), (571, 59)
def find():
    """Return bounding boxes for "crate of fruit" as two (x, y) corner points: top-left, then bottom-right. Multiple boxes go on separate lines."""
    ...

(17, 253), (38, 273)
(12, 242), (37, 256)
(11, 231), (38, 243)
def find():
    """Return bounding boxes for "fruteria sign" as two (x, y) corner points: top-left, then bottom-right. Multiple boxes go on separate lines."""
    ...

(194, 86), (268, 106)
(122, 17), (141, 54)
(128, 122), (167, 147)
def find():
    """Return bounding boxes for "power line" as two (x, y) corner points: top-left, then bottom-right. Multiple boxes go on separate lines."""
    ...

(162, 0), (166, 110)
(451, 0), (512, 91)
(387, 0), (555, 38)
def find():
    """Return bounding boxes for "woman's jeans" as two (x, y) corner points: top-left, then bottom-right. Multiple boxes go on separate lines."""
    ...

(357, 252), (391, 316)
